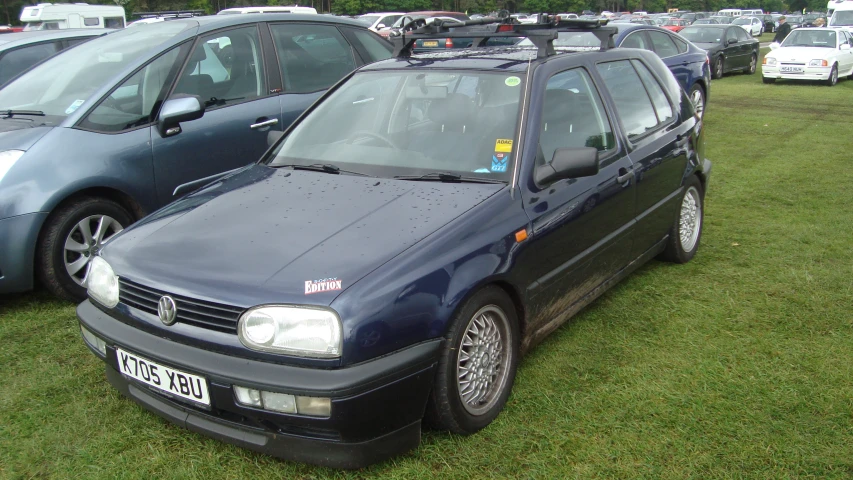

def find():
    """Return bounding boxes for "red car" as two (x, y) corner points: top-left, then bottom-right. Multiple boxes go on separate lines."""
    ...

(662, 18), (688, 32)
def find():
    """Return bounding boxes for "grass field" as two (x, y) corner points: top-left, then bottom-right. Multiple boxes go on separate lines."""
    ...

(2, 54), (853, 479)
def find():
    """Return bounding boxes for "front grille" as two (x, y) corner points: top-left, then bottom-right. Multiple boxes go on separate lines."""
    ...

(780, 62), (806, 66)
(119, 278), (244, 333)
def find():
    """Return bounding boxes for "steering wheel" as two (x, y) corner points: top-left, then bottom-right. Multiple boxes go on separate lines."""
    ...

(345, 131), (400, 149)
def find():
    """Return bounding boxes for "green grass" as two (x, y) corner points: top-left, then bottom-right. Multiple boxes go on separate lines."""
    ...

(3, 65), (853, 479)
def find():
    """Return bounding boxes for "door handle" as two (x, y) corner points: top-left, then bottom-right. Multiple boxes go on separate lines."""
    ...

(250, 118), (279, 129)
(617, 168), (635, 185)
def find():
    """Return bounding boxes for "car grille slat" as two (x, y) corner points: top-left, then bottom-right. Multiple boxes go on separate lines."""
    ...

(118, 278), (243, 334)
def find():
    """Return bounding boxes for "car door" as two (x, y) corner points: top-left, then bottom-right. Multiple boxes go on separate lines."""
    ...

(150, 24), (283, 204)
(606, 59), (690, 258)
(519, 64), (636, 322)
(267, 23), (362, 135)
(724, 27), (746, 68)
(734, 27), (754, 66)
(838, 31), (853, 71)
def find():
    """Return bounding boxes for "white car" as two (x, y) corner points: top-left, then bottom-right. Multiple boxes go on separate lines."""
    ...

(732, 16), (764, 36)
(357, 12), (405, 32)
(762, 28), (853, 86)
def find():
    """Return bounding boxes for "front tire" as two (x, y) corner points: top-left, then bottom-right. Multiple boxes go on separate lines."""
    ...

(425, 286), (519, 434)
(660, 176), (704, 264)
(712, 56), (724, 79)
(36, 197), (132, 302)
(826, 64), (838, 86)
(747, 54), (757, 74)
(688, 84), (706, 119)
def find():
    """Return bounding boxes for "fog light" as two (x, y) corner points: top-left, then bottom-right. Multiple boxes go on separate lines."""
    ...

(80, 325), (106, 356)
(261, 391), (297, 413)
(296, 396), (331, 417)
(234, 386), (262, 407)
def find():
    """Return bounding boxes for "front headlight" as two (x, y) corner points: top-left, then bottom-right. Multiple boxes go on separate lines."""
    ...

(808, 59), (829, 67)
(764, 57), (777, 66)
(238, 306), (342, 358)
(87, 256), (119, 308)
(0, 150), (25, 183)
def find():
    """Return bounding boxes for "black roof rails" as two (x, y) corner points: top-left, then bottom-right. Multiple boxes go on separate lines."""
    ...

(132, 10), (206, 18)
(389, 13), (616, 59)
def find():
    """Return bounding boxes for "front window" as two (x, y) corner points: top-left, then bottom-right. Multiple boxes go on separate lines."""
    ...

(268, 70), (524, 181)
(831, 11), (853, 26)
(782, 30), (837, 47)
(0, 21), (193, 125)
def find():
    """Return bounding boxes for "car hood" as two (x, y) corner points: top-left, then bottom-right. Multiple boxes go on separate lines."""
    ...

(0, 124), (52, 149)
(769, 46), (834, 60)
(105, 165), (504, 307)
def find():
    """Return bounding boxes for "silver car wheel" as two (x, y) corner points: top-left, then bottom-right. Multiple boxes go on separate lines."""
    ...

(679, 186), (702, 252)
(690, 87), (705, 118)
(456, 305), (512, 416)
(64, 215), (123, 287)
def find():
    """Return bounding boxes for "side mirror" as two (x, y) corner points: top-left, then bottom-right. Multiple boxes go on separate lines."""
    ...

(841, 43), (851, 50)
(376, 23), (385, 29)
(769, 41), (780, 50)
(534, 147), (599, 186)
(267, 129), (284, 147)
(727, 38), (737, 45)
(157, 95), (204, 138)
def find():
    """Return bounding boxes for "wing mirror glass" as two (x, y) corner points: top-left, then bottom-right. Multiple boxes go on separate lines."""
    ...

(769, 41), (780, 50)
(534, 147), (599, 186)
(158, 95), (205, 137)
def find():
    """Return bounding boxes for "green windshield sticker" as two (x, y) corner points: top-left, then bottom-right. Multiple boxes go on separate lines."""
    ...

(505, 76), (521, 87)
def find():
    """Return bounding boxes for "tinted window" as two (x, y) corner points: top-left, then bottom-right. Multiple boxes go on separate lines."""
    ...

(271, 24), (355, 94)
(349, 28), (393, 62)
(621, 31), (650, 49)
(539, 68), (614, 164)
(735, 27), (750, 41)
(632, 60), (673, 124)
(726, 27), (738, 43)
(647, 31), (679, 57)
(673, 36), (688, 53)
(173, 26), (266, 109)
(80, 47), (183, 132)
(0, 42), (59, 85)
(83, 17), (100, 26)
(65, 37), (92, 48)
(597, 60), (659, 139)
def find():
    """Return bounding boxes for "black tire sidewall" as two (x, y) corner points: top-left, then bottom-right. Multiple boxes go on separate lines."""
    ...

(426, 286), (520, 434)
(37, 198), (132, 302)
(714, 57), (724, 79)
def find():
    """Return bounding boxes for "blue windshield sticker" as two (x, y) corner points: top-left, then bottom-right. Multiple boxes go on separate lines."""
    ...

(491, 153), (508, 172)
(65, 99), (85, 115)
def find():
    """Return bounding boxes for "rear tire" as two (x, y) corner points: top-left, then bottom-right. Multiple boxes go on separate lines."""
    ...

(425, 286), (519, 435)
(36, 197), (132, 302)
(688, 84), (705, 119)
(659, 176), (704, 264)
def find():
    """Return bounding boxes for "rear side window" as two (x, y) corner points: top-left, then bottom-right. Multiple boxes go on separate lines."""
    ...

(596, 60), (660, 140)
(270, 24), (356, 94)
(673, 36), (688, 53)
(104, 17), (125, 28)
(349, 28), (392, 63)
(647, 31), (679, 58)
(83, 17), (100, 26)
(0, 42), (59, 86)
(632, 60), (674, 125)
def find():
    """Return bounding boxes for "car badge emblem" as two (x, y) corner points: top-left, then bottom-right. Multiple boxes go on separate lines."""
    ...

(158, 296), (177, 325)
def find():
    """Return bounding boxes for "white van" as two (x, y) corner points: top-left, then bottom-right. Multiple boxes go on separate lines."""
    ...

(829, 1), (853, 29)
(740, 9), (764, 16)
(216, 6), (318, 15)
(718, 8), (743, 16)
(20, 3), (125, 30)
(828, 0), (853, 18)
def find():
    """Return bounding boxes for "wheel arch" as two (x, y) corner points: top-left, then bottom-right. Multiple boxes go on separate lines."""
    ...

(43, 186), (147, 224)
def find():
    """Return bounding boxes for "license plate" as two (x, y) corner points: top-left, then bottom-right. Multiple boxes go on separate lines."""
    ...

(422, 40), (439, 47)
(780, 66), (803, 73)
(116, 348), (210, 406)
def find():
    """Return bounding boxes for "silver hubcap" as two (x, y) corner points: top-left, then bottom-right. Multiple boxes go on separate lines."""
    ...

(457, 305), (512, 416)
(690, 88), (704, 118)
(750, 56), (756, 72)
(716, 60), (722, 77)
(64, 215), (123, 287)
(831, 68), (837, 84)
(679, 186), (701, 252)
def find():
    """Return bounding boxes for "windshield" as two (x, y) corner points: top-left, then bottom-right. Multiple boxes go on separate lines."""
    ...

(781, 29), (837, 46)
(680, 27), (724, 43)
(831, 11), (853, 25)
(665, 19), (683, 25)
(268, 70), (524, 181)
(358, 15), (380, 24)
(732, 17), (751, 25)
(0, 21), (193, 124)
(786, 15), (803, 22)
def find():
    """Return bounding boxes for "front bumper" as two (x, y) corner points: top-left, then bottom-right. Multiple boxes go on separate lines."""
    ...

(0, 212), (47, 294)
(77, 300), (442, 469)
(762, 66), (833, 81)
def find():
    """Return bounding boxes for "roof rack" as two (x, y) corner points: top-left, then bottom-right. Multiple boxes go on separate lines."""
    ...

(389, 14), (616, 59)
(132, 10), (206, 18)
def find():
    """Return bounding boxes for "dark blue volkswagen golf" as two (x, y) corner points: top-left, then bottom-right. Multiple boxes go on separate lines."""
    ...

(78, 18), (712, 469)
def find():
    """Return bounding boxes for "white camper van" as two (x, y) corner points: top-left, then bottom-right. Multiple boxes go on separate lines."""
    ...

(828, 0), (853, 17)
(216, 6), (318, 15)
(717, 8), (743, 16)
(20, 3), (125, 30)
(829, 1), (853, 29)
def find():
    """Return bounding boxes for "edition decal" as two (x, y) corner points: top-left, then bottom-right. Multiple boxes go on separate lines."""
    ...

(305, 277), (343, 295)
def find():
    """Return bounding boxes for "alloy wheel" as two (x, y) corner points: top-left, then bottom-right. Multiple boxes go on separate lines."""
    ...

(456, 305), (512, 416)
(679, 186), (702, 252)
(64, 215), (124, 287)
(690, 87), (705, 119)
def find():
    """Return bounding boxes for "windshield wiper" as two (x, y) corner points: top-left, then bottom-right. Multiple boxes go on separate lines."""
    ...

(394, 172), (506, 184)
(2, 109), (45, 118)
(277, 163), (375, 177)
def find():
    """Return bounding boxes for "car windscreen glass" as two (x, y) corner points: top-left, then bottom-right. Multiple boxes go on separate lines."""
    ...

(269, 70), (524, 181)
(0, 21), (193, 124)
(732, 17), (750, 25)
(680, 27), (724, 43)
(358, 15), (380, 24)
(831, 11), (853, 26)
(782, 30), (836, 47)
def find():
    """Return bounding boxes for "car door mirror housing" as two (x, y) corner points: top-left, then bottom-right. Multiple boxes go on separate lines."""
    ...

(841, 43), (851, 50)
(534, 147), (599, 186)
(158, 95), (205, 138)
(727, 37), (737, 45)
(376, 23), (385, 29)
(769, 42), (780, 50)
